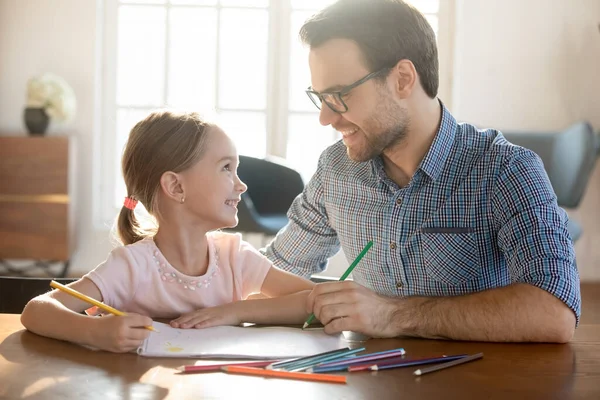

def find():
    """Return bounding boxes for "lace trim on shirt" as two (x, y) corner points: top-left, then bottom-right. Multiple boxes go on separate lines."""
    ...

(151, 242), (220, 291)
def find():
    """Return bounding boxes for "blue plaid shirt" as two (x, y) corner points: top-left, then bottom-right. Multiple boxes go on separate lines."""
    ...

(264, 104), (581, 322)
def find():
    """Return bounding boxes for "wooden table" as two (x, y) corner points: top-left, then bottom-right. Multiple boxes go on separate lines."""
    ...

(1, 284), (599, 400)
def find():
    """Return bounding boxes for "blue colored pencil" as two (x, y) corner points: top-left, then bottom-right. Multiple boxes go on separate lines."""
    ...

(266, 347), (351, 370)
(310, 354), (410, 373)
(287, 347), (366, 372)
(310, 356), (406, 372)
(286, 347), (366, 372)
(366, 354), (468, 372)
(313, 347), (406, 369)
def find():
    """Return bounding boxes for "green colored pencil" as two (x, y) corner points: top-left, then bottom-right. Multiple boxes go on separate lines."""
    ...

(302, 240), (374, 329)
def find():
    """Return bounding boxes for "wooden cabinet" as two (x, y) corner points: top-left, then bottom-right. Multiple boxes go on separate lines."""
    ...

(0, 137), (75, 263)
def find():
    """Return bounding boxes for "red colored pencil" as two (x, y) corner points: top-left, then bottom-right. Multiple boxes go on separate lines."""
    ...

(177, 360), (278, 373)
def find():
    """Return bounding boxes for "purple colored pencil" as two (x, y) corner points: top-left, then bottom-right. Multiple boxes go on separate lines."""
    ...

(414, 352), (483, 376)
(370, 354), (468, 371)
(314, 348), (406, 368)
(343, 354), (466, 372)
(310, 354), (410, 373)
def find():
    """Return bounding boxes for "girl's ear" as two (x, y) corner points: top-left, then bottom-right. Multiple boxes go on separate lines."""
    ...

(159, 171), (184, 203)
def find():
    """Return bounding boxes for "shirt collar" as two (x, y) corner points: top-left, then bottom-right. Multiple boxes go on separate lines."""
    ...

(418, 101), (457, 181)
(370, 100), (457, 183)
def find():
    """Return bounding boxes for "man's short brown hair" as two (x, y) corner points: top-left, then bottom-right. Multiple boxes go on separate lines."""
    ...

(299, 0), (439, 98)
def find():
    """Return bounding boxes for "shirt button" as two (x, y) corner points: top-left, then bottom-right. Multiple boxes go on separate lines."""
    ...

(396, 198), (402, 206)
(396, 281), (403, 289)
(390, 242), (397, 250)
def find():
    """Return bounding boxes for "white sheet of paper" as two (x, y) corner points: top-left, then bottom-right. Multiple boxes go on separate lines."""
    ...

(136, 321), (348, 359)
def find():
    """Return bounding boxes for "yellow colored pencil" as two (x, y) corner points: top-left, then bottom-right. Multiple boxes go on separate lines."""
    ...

(49, 280), (157, 332)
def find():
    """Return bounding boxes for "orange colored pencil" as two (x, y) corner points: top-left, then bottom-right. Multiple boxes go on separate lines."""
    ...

(177, 360), (278, 373)
(221, 366), (347, 384)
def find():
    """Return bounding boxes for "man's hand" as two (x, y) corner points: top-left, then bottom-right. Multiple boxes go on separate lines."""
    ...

(90, 313), (152, 353)
(306, 281), (402, 337)
(170, 303), (242, 329)
(307, 281), (576, 342)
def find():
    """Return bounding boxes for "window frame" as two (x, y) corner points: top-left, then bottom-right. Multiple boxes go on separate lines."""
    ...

(96, 0), (454, 228)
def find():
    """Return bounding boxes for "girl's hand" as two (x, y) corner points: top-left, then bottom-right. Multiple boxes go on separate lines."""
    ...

(90, 313), (153, 353)
(170, 304), (241, 329)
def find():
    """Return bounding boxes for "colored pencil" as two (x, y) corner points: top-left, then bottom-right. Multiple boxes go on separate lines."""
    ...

(303, 240), (374, 329)
(312, 348), (406, 368)
(50, 280), (157, 332)
(221, 366), (347, 384)
(355, 354), (468, 372)
(413, 352), (483, 376)
(308, 349), (407, 373)
(177, 360), (279, 373)
(266, 347), (350, 370)
(315, 355), (410, 373)
(287, 347), (366, 371)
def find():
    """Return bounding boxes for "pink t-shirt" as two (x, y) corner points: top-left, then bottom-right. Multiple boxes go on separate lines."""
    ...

(84, 232), (272, 318)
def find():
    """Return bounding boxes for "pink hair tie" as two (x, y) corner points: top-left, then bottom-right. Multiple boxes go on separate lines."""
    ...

(123, 196), (138, 210)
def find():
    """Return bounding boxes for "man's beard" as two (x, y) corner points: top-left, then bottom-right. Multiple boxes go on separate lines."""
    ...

(347, 97), (409, 162)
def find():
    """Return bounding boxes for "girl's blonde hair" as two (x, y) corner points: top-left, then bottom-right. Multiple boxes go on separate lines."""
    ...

(117, 110), (212, 245)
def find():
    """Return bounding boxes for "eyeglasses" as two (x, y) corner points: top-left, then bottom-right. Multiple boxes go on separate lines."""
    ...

(305, 67), (390, 114)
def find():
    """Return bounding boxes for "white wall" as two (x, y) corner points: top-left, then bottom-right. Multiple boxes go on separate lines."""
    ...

(452, 0), (600, 281)
(1, 0), (599, 280)
(0, 0), (114, 274)
(452, 0), (600, 130)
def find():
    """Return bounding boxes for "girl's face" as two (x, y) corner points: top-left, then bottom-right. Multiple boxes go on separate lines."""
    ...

(179, 127), (247, 230)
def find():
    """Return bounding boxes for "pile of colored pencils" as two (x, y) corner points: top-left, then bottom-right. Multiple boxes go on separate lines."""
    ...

(177, 346), (483, 383)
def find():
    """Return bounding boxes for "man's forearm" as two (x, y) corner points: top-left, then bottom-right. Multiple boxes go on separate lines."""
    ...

(393, 283), (576, 343)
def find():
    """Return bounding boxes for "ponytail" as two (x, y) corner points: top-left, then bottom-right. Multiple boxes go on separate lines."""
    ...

(117, 110), (211, 246)
(117, 205), (145, 245)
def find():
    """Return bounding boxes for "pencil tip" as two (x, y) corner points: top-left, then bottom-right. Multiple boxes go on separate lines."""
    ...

(414, 370), (422, 376)
(176, 366), (184, 372)
(302, 322), (309, 329)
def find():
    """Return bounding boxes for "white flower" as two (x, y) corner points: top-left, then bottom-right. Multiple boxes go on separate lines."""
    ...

(26, 73), (76, 122)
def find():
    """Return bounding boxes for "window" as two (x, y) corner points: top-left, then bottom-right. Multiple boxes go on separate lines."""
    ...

(99, 0), (451, 226)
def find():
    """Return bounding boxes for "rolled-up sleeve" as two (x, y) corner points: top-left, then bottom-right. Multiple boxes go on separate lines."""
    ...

(262, 152), (341, 279)
(492, 147), (581, 323)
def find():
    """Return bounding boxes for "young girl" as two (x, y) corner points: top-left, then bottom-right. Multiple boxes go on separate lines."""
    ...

(21, 110), (316, 353)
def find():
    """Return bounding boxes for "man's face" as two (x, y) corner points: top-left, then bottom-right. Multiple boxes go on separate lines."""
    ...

(308, 39), (409, 162)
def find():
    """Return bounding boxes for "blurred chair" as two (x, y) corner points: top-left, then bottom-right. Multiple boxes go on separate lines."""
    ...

(502, 121), (600, 242)
(0, 276), (77, 314)
(233, 155), (305, 238)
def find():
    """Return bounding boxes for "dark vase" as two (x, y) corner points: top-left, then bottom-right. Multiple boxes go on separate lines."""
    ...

(24, 107), (50, 135)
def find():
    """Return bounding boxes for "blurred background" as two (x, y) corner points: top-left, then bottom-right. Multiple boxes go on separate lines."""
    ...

(0, 0), (598, 281)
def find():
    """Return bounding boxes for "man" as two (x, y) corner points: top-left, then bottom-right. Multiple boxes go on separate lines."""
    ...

(262, 0), (580, 343)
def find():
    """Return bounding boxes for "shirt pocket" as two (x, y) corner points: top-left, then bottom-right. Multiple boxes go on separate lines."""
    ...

(421, 228), (481, 285)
